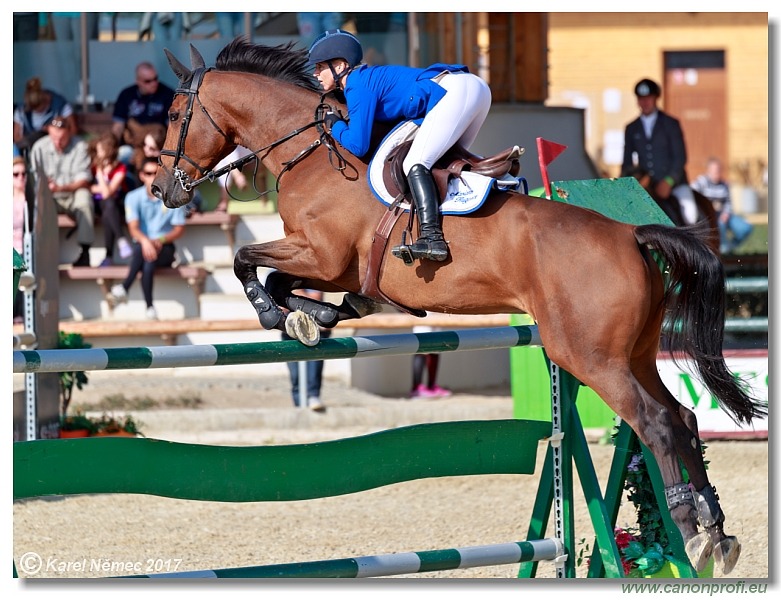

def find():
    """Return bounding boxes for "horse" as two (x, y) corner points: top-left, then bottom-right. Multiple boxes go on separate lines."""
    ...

(152, 39), (765, 576)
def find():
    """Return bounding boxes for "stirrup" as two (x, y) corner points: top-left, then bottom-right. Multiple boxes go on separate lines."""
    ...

(391, 243), (416, 266)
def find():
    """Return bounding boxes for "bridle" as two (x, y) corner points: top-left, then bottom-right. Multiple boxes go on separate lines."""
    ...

(159, 66), (357, 197)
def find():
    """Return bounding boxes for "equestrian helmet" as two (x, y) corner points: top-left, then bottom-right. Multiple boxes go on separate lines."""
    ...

(634, 78), (661, 97)
(308, 29), (363, 68)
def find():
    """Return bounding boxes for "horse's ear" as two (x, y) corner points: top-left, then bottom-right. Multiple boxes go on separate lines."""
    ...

(189, 44), (206, 70)
(164, 48), (191, 82)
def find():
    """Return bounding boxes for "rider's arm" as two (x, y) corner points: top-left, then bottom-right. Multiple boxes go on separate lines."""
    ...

(330, 86), (378, 158)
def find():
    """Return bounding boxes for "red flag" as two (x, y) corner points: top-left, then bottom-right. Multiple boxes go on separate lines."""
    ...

(537, 138), (567, 166)
(536, 138), (568, 199)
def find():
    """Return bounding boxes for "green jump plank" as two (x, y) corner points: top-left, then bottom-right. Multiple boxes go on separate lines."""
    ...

(14, 419), (551, 502)
(550, 177), (673, 226)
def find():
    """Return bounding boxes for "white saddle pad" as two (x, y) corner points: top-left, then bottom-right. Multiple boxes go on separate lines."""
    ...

(367, 121), (523, 215)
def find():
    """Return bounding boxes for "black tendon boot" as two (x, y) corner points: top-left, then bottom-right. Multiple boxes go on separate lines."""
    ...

(392, 164), (448, 262)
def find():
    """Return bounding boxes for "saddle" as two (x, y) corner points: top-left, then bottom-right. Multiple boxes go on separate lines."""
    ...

(383, 141), (523, 201)
(361, 143), (523, 316)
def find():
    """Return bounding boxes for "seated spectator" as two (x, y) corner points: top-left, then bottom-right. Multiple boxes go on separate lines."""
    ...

(139, 12), (190, 41)
(88, 132), (132, 266)
(111, 62), (175, 162)
(691, 157), (754, 254)
(216, 12), (245, 39)
(13, 156), (29, 323)
(107, 158), (187, 320)
(13, 76), (77, 153)
(129, 123), (167, 177)
(29, 115), (94, 266)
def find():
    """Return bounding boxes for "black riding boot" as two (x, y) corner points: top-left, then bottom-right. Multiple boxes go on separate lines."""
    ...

(392, 164), (449, 262)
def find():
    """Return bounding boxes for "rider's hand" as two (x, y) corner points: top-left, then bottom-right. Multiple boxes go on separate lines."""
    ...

(654, 178), (672, 199)
(323, 112), (343, 132)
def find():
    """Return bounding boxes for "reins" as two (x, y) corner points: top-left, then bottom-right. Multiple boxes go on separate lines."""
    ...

(160, 68), (358, 200)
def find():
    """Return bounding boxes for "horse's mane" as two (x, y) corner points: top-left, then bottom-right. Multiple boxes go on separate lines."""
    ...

(215, 37), (321, 92)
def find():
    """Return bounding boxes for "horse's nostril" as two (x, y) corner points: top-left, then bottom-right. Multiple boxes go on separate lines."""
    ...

(151, 185), (162, 199)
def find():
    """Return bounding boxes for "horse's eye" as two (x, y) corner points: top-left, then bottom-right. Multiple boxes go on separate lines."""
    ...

(169, 112), (179, 122)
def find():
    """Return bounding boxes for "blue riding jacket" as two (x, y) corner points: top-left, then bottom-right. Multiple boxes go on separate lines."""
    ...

(331, 63), (469, 158)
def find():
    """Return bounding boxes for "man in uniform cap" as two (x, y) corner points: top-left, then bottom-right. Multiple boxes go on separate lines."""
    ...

(621, 78), (697, 226)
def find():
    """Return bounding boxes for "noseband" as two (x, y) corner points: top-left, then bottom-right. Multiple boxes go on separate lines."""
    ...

(160, 67), (356, 194)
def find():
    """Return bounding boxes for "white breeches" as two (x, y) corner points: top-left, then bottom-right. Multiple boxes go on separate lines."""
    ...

(674, 183), (698, 225)
(402, 72), (492, 175)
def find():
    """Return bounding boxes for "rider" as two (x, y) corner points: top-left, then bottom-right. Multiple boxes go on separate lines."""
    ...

(621, 78), (697, 225)
(308, 29), (492, 263)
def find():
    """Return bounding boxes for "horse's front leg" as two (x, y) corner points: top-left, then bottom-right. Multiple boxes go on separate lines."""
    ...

(234, 238), (382, 345)
(234, 246), (287, 333)
(266, 272), (382, 328)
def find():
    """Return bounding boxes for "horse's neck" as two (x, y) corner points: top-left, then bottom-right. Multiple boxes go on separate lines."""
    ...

(229, 79), (323, 179)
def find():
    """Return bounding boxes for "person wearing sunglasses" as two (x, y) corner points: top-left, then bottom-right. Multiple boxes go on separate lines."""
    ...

(106, 157), (186, 320)
(111, 62), (175, 154)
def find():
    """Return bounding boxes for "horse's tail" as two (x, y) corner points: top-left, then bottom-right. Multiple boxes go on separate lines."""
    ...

(634, 221), (767, 425)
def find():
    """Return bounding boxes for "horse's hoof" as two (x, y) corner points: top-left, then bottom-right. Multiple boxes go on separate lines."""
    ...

(285, 310), (320, 347)
(713, 536), (741, 576)
(685, 532), (714, 573)
(344, 293), (382, 318)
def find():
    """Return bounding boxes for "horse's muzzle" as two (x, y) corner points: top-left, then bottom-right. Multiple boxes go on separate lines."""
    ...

(152, 174), (191, 209)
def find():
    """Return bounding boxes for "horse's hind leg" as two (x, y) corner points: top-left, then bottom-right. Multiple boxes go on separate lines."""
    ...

(634, 361), (741, 575)
(567, 358), (710, 571)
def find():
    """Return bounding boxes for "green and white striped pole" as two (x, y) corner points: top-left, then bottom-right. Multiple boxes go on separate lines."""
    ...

(13, 325), (541, 373)
(128, 538), (562, 578)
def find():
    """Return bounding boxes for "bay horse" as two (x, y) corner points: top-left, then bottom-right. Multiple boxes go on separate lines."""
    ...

(152, 39), (765, 576)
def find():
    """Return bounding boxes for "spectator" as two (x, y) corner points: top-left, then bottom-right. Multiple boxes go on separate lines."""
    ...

(621, 78), (697, 226)
(216, 12), (245, 39)
(88, 132), (132, 266)
(13, 12), (40, 41)
(13, 157), (28, 323)
(691, 157), (754, 255)
(13, 77), (77, 152)
(111, 62), (175, 154)
(51, 12), (99, 41)
(107, 158), (186, 320)
(50, 13), (100, 99)
(297, 13), (343, 49)
(281, 290), (330, 412)
(139, 13), (190, 41)
(410, 324), (452, 399)
(129, 122), (167, 180)
(29, 115), (94, 266)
